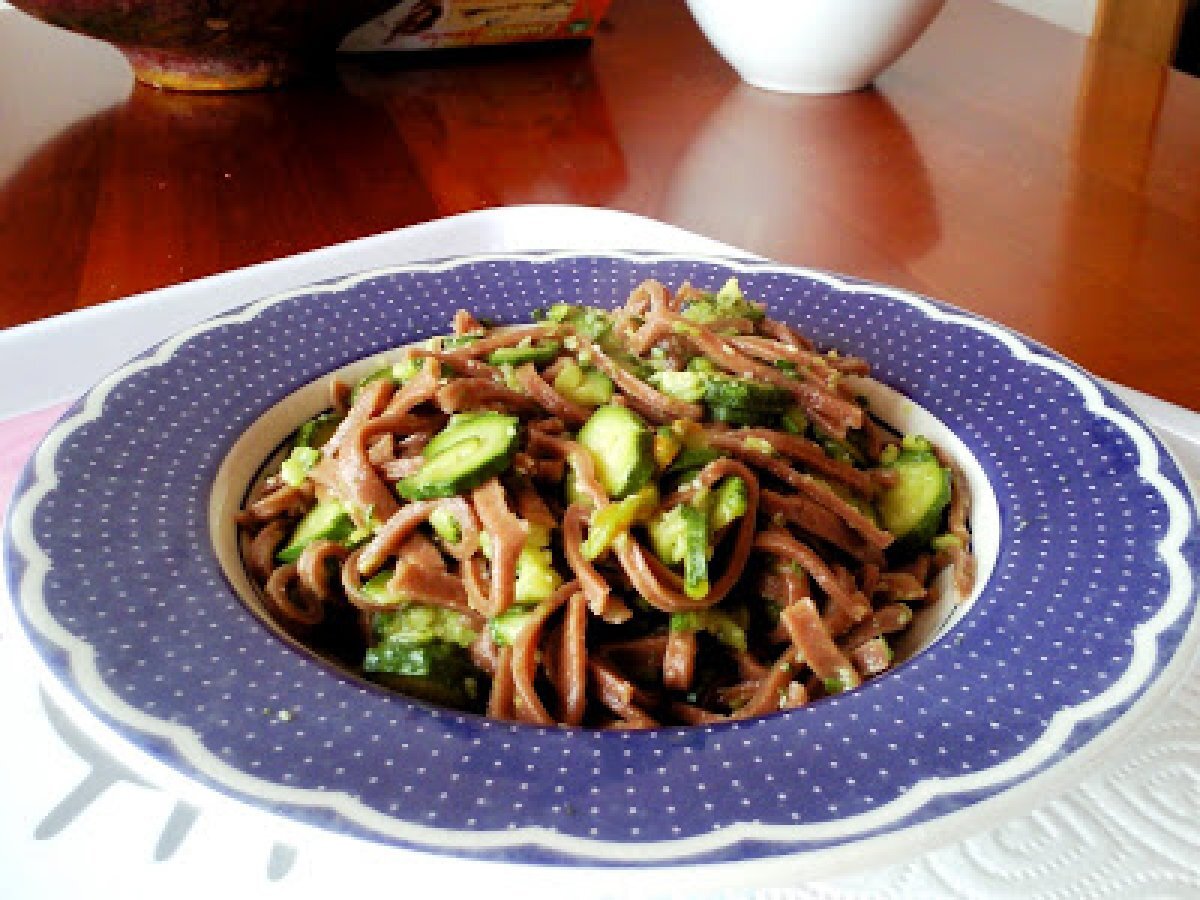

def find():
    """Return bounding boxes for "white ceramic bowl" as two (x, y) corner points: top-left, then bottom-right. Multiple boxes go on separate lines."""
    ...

(684, 0), (947, 94)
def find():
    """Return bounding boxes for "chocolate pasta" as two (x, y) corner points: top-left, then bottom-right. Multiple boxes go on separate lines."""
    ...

(238, 277), (973, 727)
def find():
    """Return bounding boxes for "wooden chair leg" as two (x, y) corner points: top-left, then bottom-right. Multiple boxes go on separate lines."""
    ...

(1093, 0), (1188, 66)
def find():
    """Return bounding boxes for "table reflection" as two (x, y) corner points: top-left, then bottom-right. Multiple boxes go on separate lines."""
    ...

(664, 82), (940, 276)
(338, 46), (627, 211)
(0, 75), (437, 323)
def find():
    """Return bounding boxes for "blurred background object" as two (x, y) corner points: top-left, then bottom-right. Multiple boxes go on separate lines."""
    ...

(5, 0), (399, 90)
(1178, 1), (1200, 75)
(993, 0), (1199, 75)
(340, 0), (609, 52)
(1093, 0), (1188, 66)
(683, 0), (946, 94)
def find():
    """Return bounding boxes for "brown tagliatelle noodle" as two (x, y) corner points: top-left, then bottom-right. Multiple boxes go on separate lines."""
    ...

(237, 277), (974, 727)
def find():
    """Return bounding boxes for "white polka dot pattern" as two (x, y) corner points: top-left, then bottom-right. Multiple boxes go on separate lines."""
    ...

(5, 252), (1197, 867)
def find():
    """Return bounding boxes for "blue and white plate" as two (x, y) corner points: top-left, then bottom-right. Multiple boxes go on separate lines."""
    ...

(6, 252), (1198, 869)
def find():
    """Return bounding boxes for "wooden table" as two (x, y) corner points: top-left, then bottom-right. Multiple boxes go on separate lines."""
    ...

(2, 0), (1198, 408)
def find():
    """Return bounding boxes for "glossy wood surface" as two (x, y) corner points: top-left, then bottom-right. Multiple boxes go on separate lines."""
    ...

(1, 1), (1198, 408)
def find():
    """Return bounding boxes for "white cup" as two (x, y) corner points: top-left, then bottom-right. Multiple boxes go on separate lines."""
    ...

(684, 0), (947, 94)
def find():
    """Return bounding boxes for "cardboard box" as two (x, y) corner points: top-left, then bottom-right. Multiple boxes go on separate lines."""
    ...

(339, 0), (611, 52)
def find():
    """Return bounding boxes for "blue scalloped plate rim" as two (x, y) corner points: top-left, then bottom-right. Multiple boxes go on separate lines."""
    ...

(5, 251), (1198, 868)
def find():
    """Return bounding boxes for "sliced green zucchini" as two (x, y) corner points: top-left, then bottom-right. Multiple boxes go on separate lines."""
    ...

(647, 505), (689, 566)
(276, 498), (357, 563)
(487, 340), (561, 366)
(279, 445), (320, 487)
(439, 333), (482, 350)
(293, 411), (342, 450)
(392, 356), (424, 384)
(706, 476), (748, 531)
(514, 544), (563, 605)
(396, 412), (520, 500)
(553, 360), (614, 407)
(877, 435), (951, 556)
(350, 366), (397, 406)
(363, 639), (479, 710)
(680, 277), (766, 324)
(612, 352), (656, 381)
(703, 376), (791, 412)
(360, 569), (402, 607)
(581, 484), (659, 560)
(371, 599), (479, 648)
(679, 504), (710, 600)
(812, 425), (867, 466)
(779, 406), (809, 435)
(489, 605), (538, 647)
(576, 405), (654, 499)
(708, 404), (774, 426)
(666, 445), (721, 476)
(544, 303), (613, 340)
(649, 370), (708, 402)
(669, 608), (748, 652)
(428, 506), (463, 545)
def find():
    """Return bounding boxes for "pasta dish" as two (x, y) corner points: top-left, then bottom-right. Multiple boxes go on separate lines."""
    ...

(237, 277), (973, 727)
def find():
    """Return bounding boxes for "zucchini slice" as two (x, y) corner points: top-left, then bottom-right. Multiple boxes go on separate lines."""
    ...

(576, 404), (655, 499)
(666, 445), (721, 476)
(363, 639), (479, 710)
(708, 404), (773, 426)
(553, 360), (614, 407)
(487, 340), (562, 366)
(276, 499), (356, 563)
(488, 605), (538, 647)
(877, 436), (951, 556)
(293, 411), (342, 450)
(703, 376), (791, 412)
(679, 504), (711, 599)
(397, 412), (520, 500)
